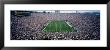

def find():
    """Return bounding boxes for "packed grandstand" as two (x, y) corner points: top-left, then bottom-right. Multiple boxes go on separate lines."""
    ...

(11, 10), (100, 40)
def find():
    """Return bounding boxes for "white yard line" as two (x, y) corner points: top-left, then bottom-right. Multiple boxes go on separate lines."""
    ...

(65, 21), (72, 27)
(42, 21), (51, 31)
(42, 26), (46, 31)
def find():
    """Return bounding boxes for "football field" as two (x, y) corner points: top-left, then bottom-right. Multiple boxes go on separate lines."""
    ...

(43, 20), (75, 32)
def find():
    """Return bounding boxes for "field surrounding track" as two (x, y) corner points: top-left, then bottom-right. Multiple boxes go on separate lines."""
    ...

(43, 20), (75, 32)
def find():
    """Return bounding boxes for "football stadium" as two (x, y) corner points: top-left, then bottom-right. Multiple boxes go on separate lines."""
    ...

(11, 10), (100, 40)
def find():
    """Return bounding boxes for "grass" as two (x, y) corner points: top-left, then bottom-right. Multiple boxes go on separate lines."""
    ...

(43, 20), (76, 32)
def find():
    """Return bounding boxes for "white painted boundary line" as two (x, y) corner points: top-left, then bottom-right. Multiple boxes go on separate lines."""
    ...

(42, 21), (51, 31)
(65, 21), (72, 27)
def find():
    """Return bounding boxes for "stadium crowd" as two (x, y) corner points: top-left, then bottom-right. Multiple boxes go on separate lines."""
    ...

(11, 11), (100, 40)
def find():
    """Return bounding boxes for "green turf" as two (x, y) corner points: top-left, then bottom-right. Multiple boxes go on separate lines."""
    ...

(43, 20), (75, 32)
